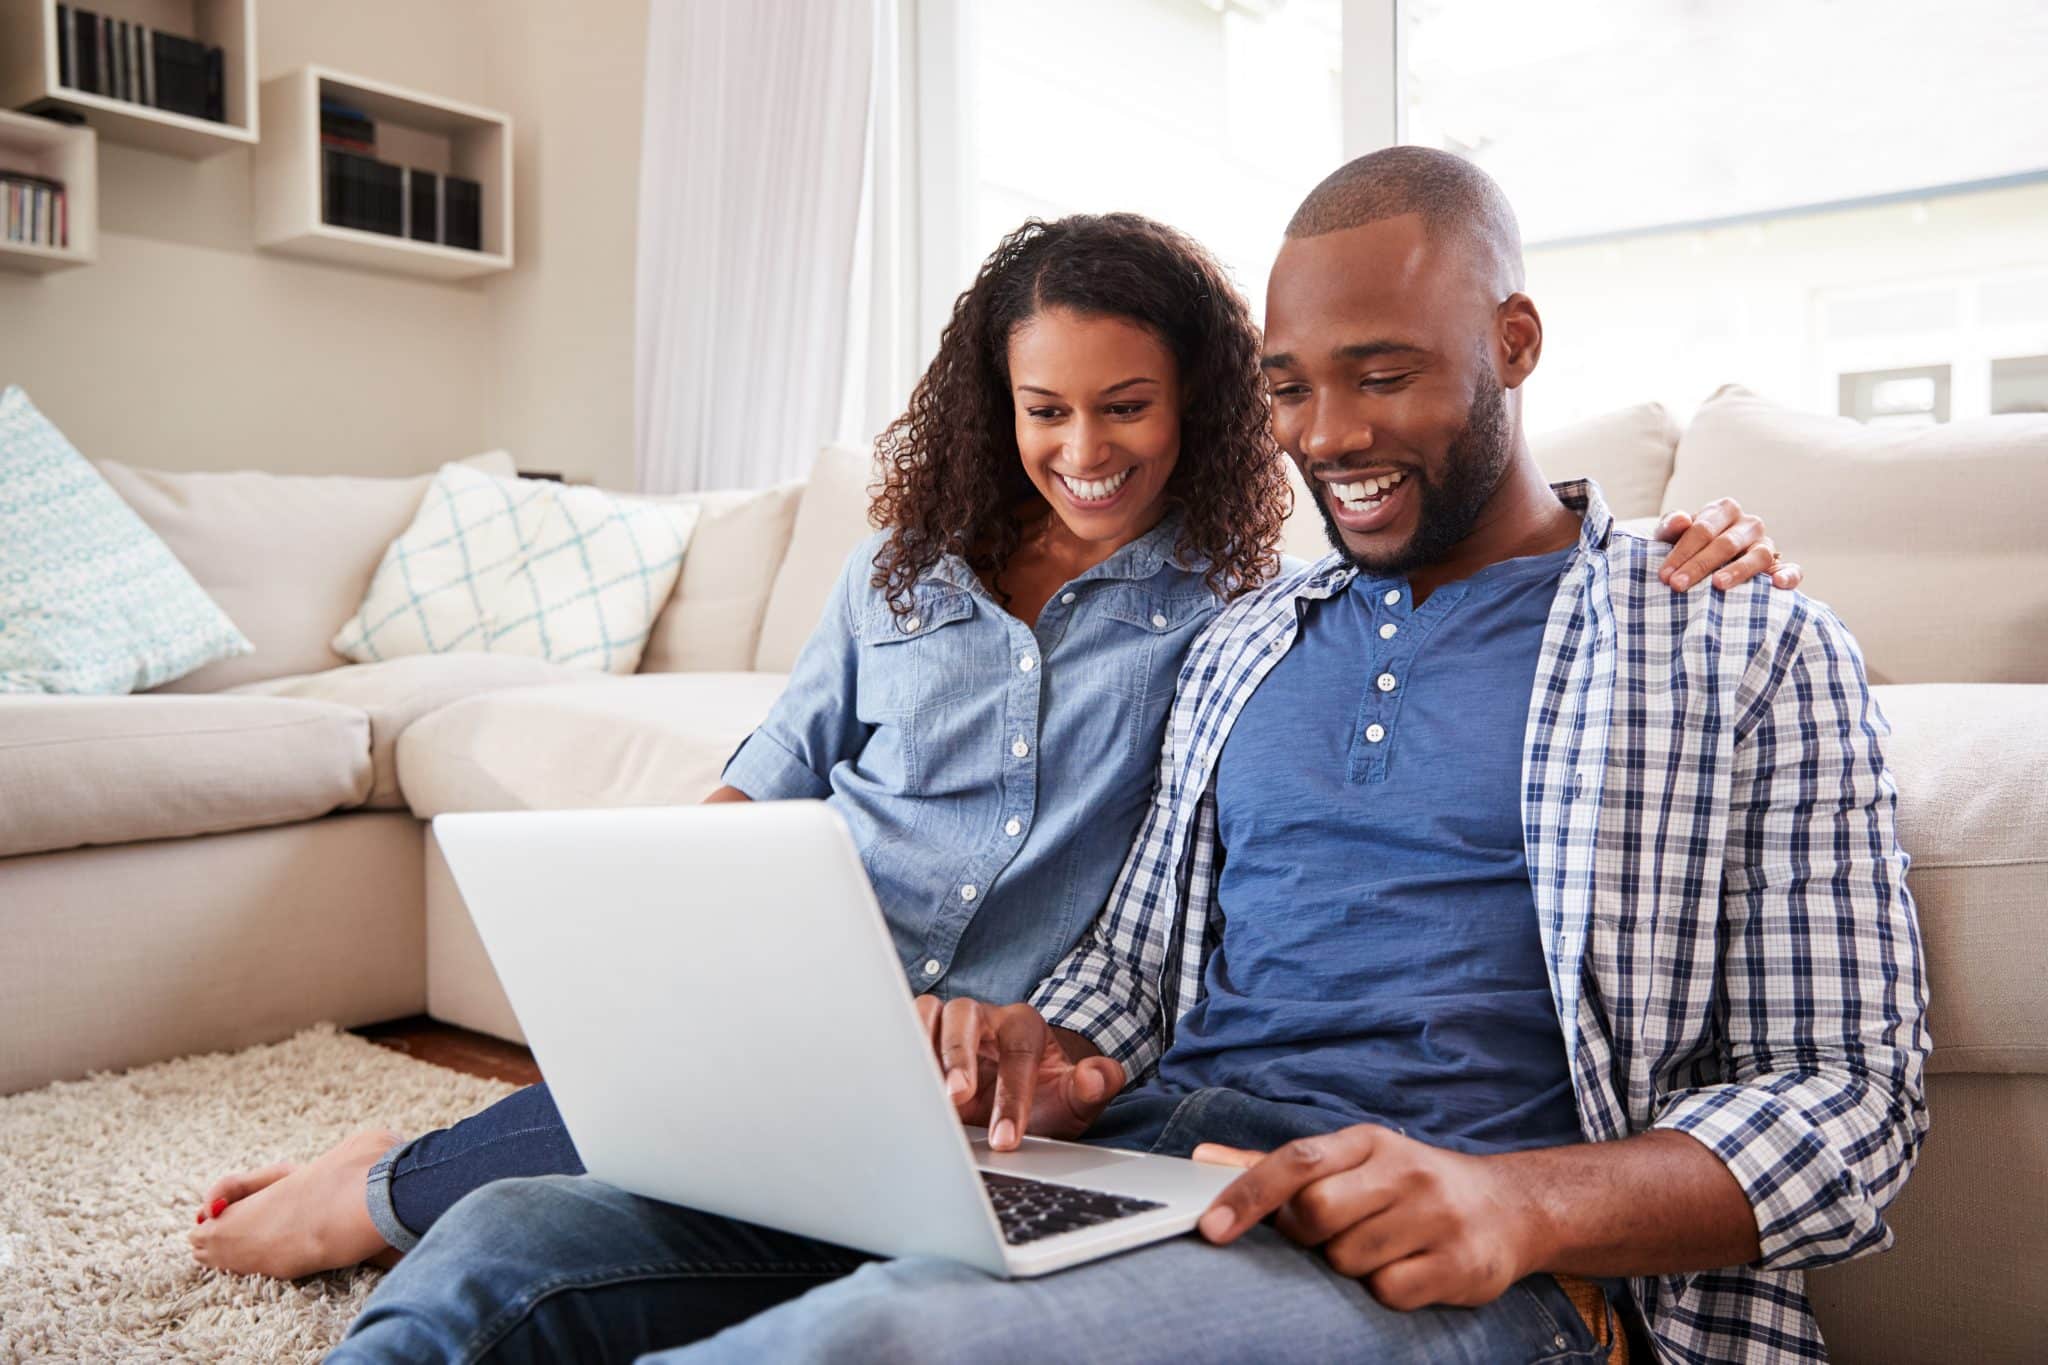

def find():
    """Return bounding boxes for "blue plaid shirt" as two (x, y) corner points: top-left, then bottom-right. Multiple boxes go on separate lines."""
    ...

(1030, 481), (1930, 1364)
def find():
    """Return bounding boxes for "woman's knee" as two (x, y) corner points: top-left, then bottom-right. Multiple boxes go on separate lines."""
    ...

(427, 1174), (616, 1255)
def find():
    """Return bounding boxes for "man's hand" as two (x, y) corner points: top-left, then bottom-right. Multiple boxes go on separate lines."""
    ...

(1192, 1126), (1541, 1311)
(913, 996), (1125, 1151)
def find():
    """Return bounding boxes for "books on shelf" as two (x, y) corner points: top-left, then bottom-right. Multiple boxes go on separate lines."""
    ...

(323, 149), (403, 237)
(2, 171), (68, 250)
(443, 176), (482, 250)
(56, 4), (225, 123)
(407, 167), (436, 241)
(322, 151), (485, 253)
(320, 98), (376, 153)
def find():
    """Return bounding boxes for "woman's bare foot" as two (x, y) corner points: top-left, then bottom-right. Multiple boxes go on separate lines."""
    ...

(189, 1127), (404, 1278)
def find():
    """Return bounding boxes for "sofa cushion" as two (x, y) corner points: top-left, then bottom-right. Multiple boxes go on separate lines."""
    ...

(397, 673), (791, 818)
(1531, 401), (1681, 522)
(102, 451), (516, 694)
(1664, 386), (2048, 684)
(0, 387), (252, 695)
(754, 445), (877, 673)
(640, 481), (805, 674)
(0, 694), (371, 858)
(333, 465), (701, 674)
(231, 655), (586, 809)
(1875, 683), (2048, 1077)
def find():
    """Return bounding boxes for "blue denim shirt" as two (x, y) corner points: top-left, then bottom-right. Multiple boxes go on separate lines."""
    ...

(722, 517), (1222, 1003)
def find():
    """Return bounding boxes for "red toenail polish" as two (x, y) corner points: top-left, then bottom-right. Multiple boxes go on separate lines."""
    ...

(210, 1198), (228, 1217)
(196, 1211), (206, 1224)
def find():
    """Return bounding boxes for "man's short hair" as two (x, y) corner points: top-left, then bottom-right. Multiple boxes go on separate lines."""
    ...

(1286, 146), (1525, 294)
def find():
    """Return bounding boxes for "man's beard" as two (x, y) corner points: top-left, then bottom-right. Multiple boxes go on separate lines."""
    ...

(1311, 379), (1514, 577)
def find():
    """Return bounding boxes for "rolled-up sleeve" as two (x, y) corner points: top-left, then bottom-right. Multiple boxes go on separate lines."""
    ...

(1654, 604), (1931, 1272)
(722, 544), (873, 802)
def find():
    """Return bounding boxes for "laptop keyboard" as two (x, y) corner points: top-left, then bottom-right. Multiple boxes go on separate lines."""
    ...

(980, 1170), (1166, 1246)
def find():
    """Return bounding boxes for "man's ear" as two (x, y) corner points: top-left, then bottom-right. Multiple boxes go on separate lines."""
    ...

(1497, 293), (1543, 390)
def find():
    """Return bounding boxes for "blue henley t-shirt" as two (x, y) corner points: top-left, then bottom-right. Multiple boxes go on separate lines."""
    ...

(1155, 544), (1585, 1154)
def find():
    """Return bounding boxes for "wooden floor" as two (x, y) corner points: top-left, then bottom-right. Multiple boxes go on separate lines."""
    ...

(353, 1016), (542, 1087)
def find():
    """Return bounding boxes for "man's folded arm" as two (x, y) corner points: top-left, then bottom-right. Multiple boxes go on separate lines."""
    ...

(1653, 602), (1932, 1272)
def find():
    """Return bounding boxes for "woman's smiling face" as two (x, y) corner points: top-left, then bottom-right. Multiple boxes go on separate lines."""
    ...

(1007, 307), (1183, 549)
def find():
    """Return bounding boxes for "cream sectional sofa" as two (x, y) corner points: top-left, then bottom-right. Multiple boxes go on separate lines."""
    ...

(1, 389), (2042, 1363)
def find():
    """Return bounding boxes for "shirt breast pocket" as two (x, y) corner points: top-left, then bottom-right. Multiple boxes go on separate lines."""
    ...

(1093, 589), (1215, 756)
(855, 590), (980, 719)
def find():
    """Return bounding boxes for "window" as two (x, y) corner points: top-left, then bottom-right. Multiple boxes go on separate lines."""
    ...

(1398, 0), (2048, 429)
(964, 0), (1342, 321)
(1992, 354), (2048, 415)
(1839, 366), (1950, 428)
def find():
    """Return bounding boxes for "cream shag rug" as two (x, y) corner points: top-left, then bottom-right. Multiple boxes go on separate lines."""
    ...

(0, 1025), (517, 1363)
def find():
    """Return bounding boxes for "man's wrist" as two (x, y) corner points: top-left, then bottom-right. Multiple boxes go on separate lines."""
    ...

(1479, 1151), (1559, 1281)
(1478, 1131), (1763, 1280)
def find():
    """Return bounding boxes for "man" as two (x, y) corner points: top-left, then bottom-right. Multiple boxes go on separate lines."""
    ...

(331, 149), (1927, 1364)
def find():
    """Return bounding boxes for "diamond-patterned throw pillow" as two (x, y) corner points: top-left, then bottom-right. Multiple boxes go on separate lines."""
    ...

(333, 464), (701, 674)
(0, 386), (252, 694)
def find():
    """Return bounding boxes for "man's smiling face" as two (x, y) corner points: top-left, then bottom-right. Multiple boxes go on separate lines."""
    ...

(1261, 213), (1523, 575)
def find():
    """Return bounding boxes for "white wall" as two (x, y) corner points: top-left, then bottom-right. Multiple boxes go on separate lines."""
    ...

(483, 0), (647, 490)
(0, 0), (648, 487)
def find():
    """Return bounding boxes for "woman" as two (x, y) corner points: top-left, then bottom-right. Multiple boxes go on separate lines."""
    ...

(189, 213), (1789, 1279)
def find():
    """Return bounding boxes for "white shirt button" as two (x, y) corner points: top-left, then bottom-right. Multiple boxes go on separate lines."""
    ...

(1379, 623), (1397, 639)
(1061, 592), (1077, 605)
(1018, 655), (1035, 672)
(903, 616), (921, 633)
(1005, 817), (1023, 837)
(1151, 613), (1168, 629)
(1383, 589), (1401, 606)
(1365, 723), (1386, 743)
(960, 884), (978, 901)
(923, 959), (942, 976)
(1011, 738), (1029, 759)
(1376, 672), (1397, 693)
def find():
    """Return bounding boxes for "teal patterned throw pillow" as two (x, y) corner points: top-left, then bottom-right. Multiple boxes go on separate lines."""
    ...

(0, 386), (252, 694)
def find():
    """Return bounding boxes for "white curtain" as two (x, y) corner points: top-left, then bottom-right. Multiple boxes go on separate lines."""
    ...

(635, 0), (878, 493)
(837, 0), (914, 456)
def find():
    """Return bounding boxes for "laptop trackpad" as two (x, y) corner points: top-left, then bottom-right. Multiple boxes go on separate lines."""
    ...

(970, 1133), (1145, 1181)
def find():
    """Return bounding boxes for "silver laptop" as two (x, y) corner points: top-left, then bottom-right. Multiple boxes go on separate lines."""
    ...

(433, 801), (1239, 1278)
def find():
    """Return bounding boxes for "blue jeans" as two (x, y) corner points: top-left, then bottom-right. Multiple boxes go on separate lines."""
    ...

(365, 1083), (585, 1253)
(334, 1086), (1628, 1364)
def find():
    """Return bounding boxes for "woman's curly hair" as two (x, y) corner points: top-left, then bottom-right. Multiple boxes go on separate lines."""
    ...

(868, 213), (1288, 614)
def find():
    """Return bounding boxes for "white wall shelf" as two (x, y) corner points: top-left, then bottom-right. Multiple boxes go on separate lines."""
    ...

(254, 65), (513, 282)
(0, 105), (95, 272)
(0, 0), (257, 159)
